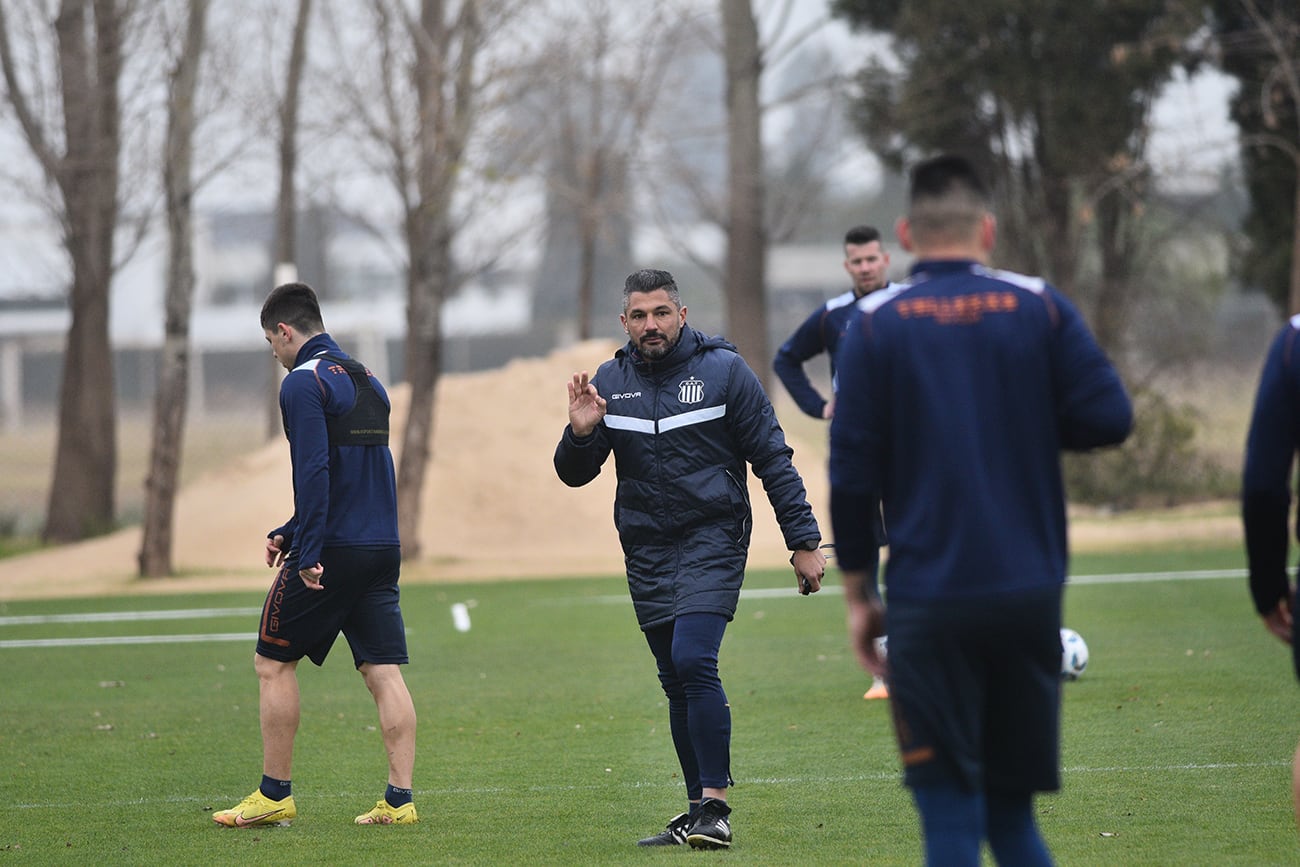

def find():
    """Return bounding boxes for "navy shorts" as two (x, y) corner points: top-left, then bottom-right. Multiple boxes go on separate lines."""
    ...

(255, 545), (408, 668)
(884, 584), (1062, 795)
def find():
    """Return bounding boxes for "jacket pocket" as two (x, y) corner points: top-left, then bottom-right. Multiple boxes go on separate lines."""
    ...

(723, 468), (752, 544)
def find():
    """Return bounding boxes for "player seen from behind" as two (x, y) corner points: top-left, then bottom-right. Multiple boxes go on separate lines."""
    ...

(829, 155), (1133, 865)
(212, 282), (419, 829)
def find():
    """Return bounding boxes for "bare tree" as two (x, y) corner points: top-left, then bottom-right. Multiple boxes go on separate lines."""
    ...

(632, 2), (847, 368)
(1238, 0), (1300, 314)
(394, 0), (489, 559)
(720, 0), (768, 379)
(265, 0), (314, 439)
(318, 0), (506, 559)
(527, 0), (682, 340)
(139, 0), (210, 578)
(0, 0), (130, 542)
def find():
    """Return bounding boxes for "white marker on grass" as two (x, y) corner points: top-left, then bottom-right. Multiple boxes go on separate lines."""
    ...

(451, 602), (471, 632)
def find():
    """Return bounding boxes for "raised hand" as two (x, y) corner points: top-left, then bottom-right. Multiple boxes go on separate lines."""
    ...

(567, 371), (607, 437)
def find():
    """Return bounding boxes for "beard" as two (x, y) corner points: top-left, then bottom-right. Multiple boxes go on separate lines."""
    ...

(637, 330), (679, 360)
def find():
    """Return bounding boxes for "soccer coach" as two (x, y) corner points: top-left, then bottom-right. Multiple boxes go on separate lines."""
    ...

(555, 268), (826, 850)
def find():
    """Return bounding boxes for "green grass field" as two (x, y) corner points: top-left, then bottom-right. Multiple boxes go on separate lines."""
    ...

(1, 543), (1296, 865)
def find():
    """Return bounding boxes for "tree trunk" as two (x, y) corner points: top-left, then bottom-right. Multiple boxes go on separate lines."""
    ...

(45, 262), (116, 541)
(139, 0), (208, 578)
(720, 0), (769, 385)
(42, 0), (124, 542)
(1038, 171), (1079, 298)
(389, 0), (483, 561)
(267, 0), (314, 439)
(1092, 190), (1134, 358)
(396, 220), (450, 559)
(576, 148), (603, 341)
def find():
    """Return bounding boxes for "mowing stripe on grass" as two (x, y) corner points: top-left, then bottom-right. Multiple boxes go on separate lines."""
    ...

(12, 761), (1289, 810)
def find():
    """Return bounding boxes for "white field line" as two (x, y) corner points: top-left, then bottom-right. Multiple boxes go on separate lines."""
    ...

(1069, 568), (1246, 585)
(0, 606), (261, 649)
(0, 632), (251, 649)
(0, 607), (261, 626)
(584, 567), (1249, 604)
(0, 568), (1248, 647)
(13, 761), (1290, 810)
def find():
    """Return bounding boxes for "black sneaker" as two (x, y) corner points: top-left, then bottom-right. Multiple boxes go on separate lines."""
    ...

(686, 798), (732, 849)
(636, 811), (692, 847)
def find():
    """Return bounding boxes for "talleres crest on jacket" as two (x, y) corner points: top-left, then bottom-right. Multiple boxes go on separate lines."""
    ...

(679, 376), (705, 404)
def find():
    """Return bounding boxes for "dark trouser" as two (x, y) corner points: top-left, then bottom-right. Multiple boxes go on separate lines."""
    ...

(644, 613), (732, 800)
(912, 782), (1053, 867)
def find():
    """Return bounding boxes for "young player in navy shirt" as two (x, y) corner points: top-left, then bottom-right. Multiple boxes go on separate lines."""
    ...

(213, 283), (418, 829)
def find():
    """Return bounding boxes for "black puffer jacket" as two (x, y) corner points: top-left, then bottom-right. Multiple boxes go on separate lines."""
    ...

(555, 325), (821, 629)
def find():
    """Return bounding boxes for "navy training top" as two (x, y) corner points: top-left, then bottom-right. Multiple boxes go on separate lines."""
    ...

(773, 289), (864, 418)
(828, 260), (1132, 601)
(270, 333), (400, 569)
(1242, 316), (1300, 615)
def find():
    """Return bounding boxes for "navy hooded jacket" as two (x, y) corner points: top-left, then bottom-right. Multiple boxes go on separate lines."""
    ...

(554, 324), (821, 629)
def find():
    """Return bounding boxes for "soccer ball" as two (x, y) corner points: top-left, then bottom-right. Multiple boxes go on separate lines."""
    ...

(1060, 628), (1089, 680)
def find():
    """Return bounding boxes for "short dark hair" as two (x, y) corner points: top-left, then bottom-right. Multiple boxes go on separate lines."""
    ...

(843, 225), (881, 247)
(260, 282), (325, 334)
(623, 269), (683, 311)
(907, 154), (990, 242)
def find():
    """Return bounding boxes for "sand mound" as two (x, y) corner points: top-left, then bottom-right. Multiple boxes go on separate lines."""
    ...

(0, 340), (833, 601)
(0, 338), (1246, 602)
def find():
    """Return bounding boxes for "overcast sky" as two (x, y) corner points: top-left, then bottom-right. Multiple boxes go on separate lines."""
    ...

(0, 1), (1244, 311)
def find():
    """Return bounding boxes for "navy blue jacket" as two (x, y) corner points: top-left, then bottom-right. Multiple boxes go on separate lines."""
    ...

(271, 333), (400, 569)
(829, 260), (1132, 602)
(773, 289), (862, 418)
(1242, 317), (1300, 615)
(554, 325), (821, 629)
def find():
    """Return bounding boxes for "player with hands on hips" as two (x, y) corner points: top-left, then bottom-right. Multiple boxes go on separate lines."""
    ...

(772, 225), (895, 700)
(773, 224), (895, 421)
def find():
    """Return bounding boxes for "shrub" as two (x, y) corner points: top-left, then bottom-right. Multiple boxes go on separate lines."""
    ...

(1064, 387), (1236, 508)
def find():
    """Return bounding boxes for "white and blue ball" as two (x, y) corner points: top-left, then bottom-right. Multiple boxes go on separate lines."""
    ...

(1060, 627), (1089, 680)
